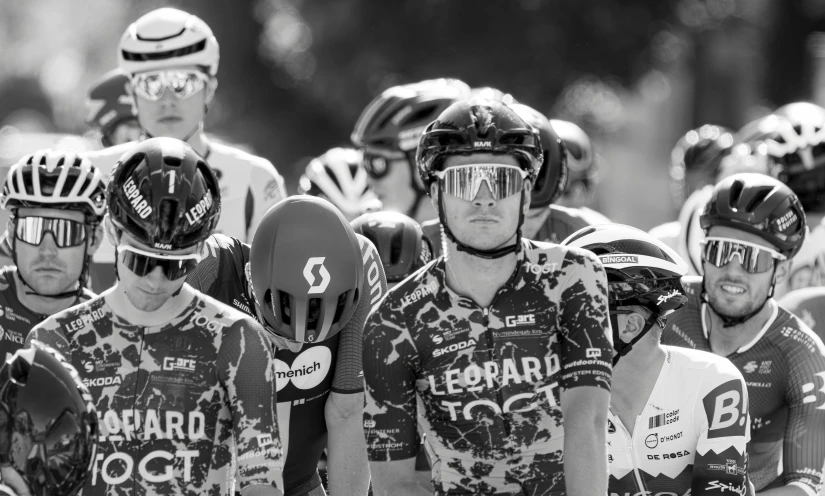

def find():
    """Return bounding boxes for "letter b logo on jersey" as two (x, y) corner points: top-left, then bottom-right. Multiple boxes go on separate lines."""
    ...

(703, 379), (748, 439)
(303, 257), (330, 294)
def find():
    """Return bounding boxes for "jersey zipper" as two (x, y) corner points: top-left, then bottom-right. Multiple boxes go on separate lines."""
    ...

(628, 417), (648, 494)
(483, 292), (513, 444)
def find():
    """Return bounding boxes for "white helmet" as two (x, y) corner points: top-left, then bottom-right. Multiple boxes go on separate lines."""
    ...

(298, 148), (382, 221)
(118, 8), (220, 77)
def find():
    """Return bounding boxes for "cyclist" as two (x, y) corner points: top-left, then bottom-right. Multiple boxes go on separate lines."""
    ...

(563, 224), (754, 496)
(363, 99), (613, 495)
(26, 138), (284, 495)
(297, 147), (382, 221)
(186, 195), (387, 496)
(0, 342), (99, 496)
(85, 7), (287, 291)
(651, 140), (776, 276)
(85, 68), (141, 147)
(661, 172), (825, 494)
(0, 150), (103, 360)
(351, 210), (432, 289)
(351, 78), (471, 223)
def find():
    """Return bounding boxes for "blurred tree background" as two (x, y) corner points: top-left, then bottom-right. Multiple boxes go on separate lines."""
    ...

(0, 0), (822, 229)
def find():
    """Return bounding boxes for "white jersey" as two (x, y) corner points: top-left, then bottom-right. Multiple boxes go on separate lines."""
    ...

(85, 138), (286, 262)
(608, 346), (752, 496)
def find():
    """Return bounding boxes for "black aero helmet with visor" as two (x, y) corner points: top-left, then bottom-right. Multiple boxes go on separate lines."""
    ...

(510, 103), (568, 209)
(249, 196), (363, 344)
(351, 211), (433, 283)
(416, 98), (543, 259)
(737, 106), (825, 213)
(107, 137), (220, 279)
(562, 224), (689, 365)
(85, 69), (135, 148)
(0, 342), (98, 496)
(0, 149), (106, 296)
(351, 79), (470, 215)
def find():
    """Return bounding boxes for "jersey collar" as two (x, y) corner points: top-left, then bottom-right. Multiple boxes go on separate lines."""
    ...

(701, 299), (778, 354)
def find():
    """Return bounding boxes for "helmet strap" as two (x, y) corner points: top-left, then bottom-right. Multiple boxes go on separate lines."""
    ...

(436, 187), (524, 260)
(611, 310), (661, 366)
(404, 152), (428, 219)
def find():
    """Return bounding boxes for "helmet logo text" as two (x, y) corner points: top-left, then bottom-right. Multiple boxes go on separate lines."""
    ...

(474, 141), (492, 147)
(122, 177), (153, 219)
(303, 257), (330, 294)
(657, 290), (681, 306)
(600, 255), (638, 264)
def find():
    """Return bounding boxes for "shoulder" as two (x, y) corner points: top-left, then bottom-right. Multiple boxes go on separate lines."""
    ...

(524, 239), (603, 275)
(203, 233), (247, 257)
(34, 295), (107, 334)
(79, 287), (97, 301)
(769, 307), (825, 359)
(373, 261), (440, 319)
(208, 141), (277, 172)
(668, 346), (742, 379)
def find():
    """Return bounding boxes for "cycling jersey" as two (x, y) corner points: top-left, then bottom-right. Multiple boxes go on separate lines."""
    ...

(0, 266), (94, 360)
(780, 287), (825, 344)
(608, 346), (751, 496)
(363, 238), (613, 495)
(84, 138), (287, 264)
(186, 233), (387, 494)
(662, 276), (825, 495)
(649, 186), (711, 276)
(421, 204), (610, 258)
(25, 292), (283, 495)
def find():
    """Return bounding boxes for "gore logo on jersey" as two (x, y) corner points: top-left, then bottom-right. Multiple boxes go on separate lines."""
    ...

(163, 357), (196, 372)
(600, 255), (638, 264)
(83, 376), (122, 387)
(505, 315), (535, 327)
(473, 141), (492, 147)
(433, 338), (477, 357)
(703, 379), (748, 439)
(122, 177), (153, 219)
(274, 346), (332, 392)
(184, 192), (214, 226)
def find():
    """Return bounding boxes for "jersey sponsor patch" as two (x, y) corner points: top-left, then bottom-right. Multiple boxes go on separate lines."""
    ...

(274, 346), (332, 392)
(703, 379), (748, 439)
(801, 371), (825, 409)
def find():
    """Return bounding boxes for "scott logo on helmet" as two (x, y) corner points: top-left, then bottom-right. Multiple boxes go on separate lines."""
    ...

(122, 177), (152, 219)
(304, 257), (331, 294)
(185, 192), (214, 226)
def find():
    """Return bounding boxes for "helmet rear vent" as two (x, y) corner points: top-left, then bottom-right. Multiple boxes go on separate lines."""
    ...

(729, 179), (745, 206)
(307, 298), (322, 331)
(332, 291), (349, 324)
(277, 290), (292, 326)
(746, 188), (772, 212)
(390, 230), (404, 264)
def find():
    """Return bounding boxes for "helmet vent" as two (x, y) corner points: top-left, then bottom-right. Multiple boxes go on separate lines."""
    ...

(390, 230), (404, 264)
(158, 198), (178, 240)
(164, 155), (183, 167)
(307, 298), (322, 331)
(746, 188), (772, 212)
(333, 291), (349, 324)
(277, 290), (292, 326)
(729, 179), (745, 207)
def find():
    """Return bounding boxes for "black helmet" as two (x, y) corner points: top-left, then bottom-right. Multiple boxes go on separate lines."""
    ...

(249, 196), (363, 343)
(562, 224), (689, 365)
(107, 137), (221, 251)
(0, 343), (98, 496)
(351, 78), (470, 195)
(549, 119), (598, 197)
(669, 124), (734, 206)
(510, 104), (568, 209)
(351, 211), (432, 283)
(416, 99), (543, 189)
(84, 69), (135, 148)
(700, 173), (806, 258)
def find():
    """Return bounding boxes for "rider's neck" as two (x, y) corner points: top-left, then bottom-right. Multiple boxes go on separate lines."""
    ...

(105, 282), (197, 327)
(444, 241), (518, 308)
(705, 298), (775, 356)
(186, 127), (209, 157)
(13, 271), (78, 317)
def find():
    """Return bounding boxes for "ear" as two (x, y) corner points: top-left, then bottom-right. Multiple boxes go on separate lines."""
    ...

(617, 311), (647, 344)
(522, 179), (533, 215)
(88, 223), (105, 253)
(205, 77), (218, 105)
(429, 182), (439, 208)
(104, 214), (119, 247)
(774, 258), (792, 285)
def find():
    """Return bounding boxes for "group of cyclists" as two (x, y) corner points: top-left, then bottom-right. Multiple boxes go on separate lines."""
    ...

(0, 5), (824, 496)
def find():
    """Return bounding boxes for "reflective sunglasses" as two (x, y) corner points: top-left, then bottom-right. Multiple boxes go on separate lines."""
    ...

(119, 244), (202, 280)
(131, 70), (209, 101)
(362, 149), (406, 179)
(432, 164), (530, 201)
(14, 217), (87, 248)
(700, 237), (786, 274)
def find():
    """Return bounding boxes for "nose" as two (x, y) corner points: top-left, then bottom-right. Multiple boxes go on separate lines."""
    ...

(37, 233), (59, 256)
(142, 265), (169, 286)
(472, 181), (497, 208)
(720, 253), (749, 275)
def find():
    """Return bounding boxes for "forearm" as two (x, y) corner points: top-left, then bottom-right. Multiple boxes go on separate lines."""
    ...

(757, 484), (810, 496)
(563, 413), (608, 496)
(327, 411), (370, 496)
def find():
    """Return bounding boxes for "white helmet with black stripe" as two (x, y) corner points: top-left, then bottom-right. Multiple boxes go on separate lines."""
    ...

(298, 147), (381, 220)
(118, 8), (220, 77)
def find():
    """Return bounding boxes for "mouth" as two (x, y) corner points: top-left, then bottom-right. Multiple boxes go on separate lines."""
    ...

(470, 217), (498, 224)
(158, 116), (183, 123)
(136, 286), (165, 296)
(33, 267), (62, 273)
(719, 282), (747, 295)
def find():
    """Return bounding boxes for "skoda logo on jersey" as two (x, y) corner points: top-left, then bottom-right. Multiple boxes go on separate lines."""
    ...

(274, 346), (332, 392)
(304, 257), (331, 294)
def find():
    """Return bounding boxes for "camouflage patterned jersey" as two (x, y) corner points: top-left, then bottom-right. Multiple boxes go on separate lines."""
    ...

(663, 276), (825, 495)
(363, 238), (613, 495)
(0, 266), (94, 360)
(422, 204), (609, 258)
(26, 292), (283, 496)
